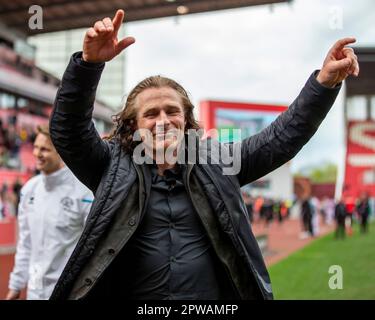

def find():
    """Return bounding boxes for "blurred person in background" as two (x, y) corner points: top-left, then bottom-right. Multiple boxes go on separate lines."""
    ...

(319, 197), (327, 225)
(0, 192), (4, 220)
(0, 144), (9, 167)
(6, 124), (21, 168)
(255, 196), (265, 222)
(335, 197), (347, 239)
(357, 192), (371, 234)
(345, 196), (356, 236)
(5, 124), (93, 300)
(321, 196), (335, 225)
(0, 183), (10, 218)
(311, 196), (320, 236)
(300, 197), (314, 239)
(261, 198), (274, 229)
(12, 178), (23, 217)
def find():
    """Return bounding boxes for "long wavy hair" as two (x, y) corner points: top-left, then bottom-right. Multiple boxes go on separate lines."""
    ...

(107, 75), (200, 153)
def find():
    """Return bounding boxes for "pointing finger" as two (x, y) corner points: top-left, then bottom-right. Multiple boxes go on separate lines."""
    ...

(330, 37), (356, 55)
(113, 9), (125, 35)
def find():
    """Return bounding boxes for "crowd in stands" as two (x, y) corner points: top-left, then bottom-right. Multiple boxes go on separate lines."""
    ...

(0, 179), (22, 220)
(0, 118), (36, 170)
(0, 115), (38, 220)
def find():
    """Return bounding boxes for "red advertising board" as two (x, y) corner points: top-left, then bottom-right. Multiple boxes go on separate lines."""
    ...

(343, 121), (375, 197)
(199, 100), (290, 197)
(199, 100), (287, 141)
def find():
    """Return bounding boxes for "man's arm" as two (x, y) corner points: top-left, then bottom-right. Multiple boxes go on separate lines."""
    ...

(50, 54), (110, 193)
(7, 188), (32, 299)
(237, 38), (359, 186)
(50, 10), (135, 193)
(237, 71), (340, 186)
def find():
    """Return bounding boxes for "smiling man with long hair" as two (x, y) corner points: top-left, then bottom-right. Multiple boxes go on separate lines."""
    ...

(49, 10), (358, 300)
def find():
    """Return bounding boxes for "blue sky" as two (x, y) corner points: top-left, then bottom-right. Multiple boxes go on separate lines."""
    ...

(123, 0), (374, 172)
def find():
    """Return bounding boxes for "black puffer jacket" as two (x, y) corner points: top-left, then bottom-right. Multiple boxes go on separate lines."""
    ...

(49, 52), (340, 300)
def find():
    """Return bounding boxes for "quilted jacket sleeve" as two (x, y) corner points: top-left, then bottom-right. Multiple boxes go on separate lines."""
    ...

(50, 52), (111, 193)
(237, 71), (341, 186)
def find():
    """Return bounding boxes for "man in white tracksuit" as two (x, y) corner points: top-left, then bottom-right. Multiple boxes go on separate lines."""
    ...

(6, 124), (93, 300)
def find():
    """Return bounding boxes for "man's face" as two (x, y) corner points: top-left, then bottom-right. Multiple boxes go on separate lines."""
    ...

(135, 87), (186, 158)
(33, 133), (63, 175)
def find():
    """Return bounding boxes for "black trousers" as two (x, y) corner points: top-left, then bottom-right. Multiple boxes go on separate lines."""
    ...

(360, 214), (369, 233)
(335, 220), (346, 239)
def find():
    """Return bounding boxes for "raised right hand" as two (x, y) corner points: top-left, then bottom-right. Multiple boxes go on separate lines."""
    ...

(316, 37), (359, 88)
(82, 9), (136, 63)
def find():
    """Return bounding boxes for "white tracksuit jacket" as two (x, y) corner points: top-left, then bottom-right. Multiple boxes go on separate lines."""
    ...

(8, 166), (93, 299)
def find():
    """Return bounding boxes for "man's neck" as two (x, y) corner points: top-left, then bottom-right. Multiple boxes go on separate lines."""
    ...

(156, 163), (176, 176)
(42, 163), (65, 176)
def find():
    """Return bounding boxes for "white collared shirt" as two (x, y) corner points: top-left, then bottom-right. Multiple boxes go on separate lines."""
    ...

(8, 166), (93, 300)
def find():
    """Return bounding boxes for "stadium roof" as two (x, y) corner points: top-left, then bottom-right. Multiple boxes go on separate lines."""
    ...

(1, 0), (290, 36)
(0, 66), (113, 122)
